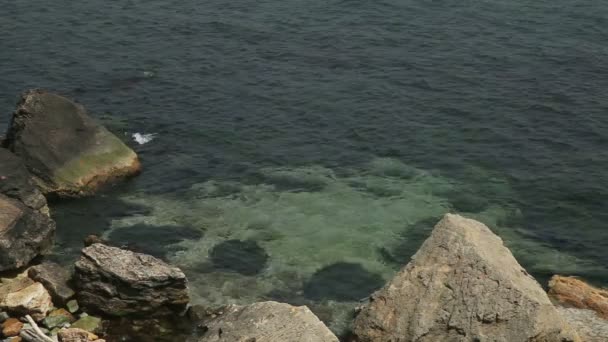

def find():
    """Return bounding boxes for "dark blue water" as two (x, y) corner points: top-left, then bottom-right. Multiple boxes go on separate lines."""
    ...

(3, 0), (608, 333)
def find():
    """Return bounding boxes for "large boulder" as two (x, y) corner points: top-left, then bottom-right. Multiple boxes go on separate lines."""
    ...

(3, 90), (141, 197)
(188, 301), (339, 342)
(0, 194), (55, 271)
(74, 243), (189, 317)
(0, 149), (55, 271)
(352, 214), (580, 342)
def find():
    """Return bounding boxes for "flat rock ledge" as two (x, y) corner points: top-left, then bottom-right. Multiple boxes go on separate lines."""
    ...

(352, 213), (580, 342)
(74, 243), (189, 317)
(3, 89), (141, 198)
(188, 301), (339, 342)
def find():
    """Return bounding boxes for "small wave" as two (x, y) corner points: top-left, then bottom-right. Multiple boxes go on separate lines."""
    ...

(132, 132), (157, 145)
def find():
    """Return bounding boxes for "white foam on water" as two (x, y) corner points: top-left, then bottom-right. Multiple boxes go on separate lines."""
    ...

(132, 132), (157, 145)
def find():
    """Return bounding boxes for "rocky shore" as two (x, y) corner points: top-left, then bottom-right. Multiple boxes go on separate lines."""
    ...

(0, 90), (607, 341)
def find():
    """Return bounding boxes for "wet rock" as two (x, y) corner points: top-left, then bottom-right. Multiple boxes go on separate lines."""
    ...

(0, 194), (55, 272)
(57, 327), (99, 342)
(2, 283), (52, 321)
(43, 309), (75, 329)
(352, 214), (580, 342)
(548, 275), (608, 320)
(209, 239), (268, 275)
(66, 300), (79, 314)
(303, 262), (384, 302)
(2, 318), (23, 337)
(70, 316), (102, 334)
(74, 244), (189, 317)
(0, 312), (8, 323)
(107, 224), (203, 259)
(188, 301), (339, 342)
(28, 262), (75, 306)
(4, 90), (141, 198)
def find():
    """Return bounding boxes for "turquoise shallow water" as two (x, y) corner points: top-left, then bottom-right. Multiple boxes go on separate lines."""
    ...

(2, 0), (608, 334)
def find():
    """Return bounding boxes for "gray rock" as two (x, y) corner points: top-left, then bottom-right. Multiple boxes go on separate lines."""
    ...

(352, 214), (580, 342)
(0, 311), (9, 323)
(28, 262), (75, 305)
(0, 149), (55, 272)
(556, 306), (608, 342)
(74, 243), (189, 317)
(4, 90), (141, 198)
(188, 301), (339, 342)
(0, 194), (55, 272)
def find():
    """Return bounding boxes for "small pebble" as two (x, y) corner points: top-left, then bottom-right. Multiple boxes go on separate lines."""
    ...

(0, 312), (9, 323)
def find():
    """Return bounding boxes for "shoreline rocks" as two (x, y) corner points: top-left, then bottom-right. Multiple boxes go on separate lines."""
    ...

(188, 301), (339, 342)
(352, 213), (580, 342)
(0, 149), (55, 272)
(28, 262), (75, 306)
(3, 90), (141, 198)
(74, 243), (189, 317)
(548, 275), (608, 320)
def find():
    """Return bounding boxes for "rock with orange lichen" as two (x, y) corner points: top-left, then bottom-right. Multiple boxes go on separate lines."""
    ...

(548, 275), (608, 319)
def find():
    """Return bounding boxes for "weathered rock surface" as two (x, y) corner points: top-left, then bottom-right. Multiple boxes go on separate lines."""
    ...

(0, 194), (55, 271)
(2, 317), (23, 337)
(548, 275), (608, 320)
(3, 90), (141, 198)
(57, 328), (99, 342)
(188, 301), (339, 342)
(2, 282), (52, 321)
(74, 244), (189, 317)
(28, 262), (75, 305)
(0, 149), (48, 213)
(70, 316), (102, 334)
(556, 306), (608, 342)
(352, 214), (580, 342)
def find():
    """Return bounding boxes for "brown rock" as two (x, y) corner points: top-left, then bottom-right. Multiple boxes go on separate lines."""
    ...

(4, 90), (141, 198)
(352, 214), (580, 342)
(57, 328), (98, 342)
(548, 275), (608, 320)
(2, 282), (53, 321)
(2, 317), (23, 337)
(74, 244), (189, 317)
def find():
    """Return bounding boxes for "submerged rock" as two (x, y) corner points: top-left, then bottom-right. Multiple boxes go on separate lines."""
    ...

(0, 194), (55, 271)
(209, 239), (268, 275)
(548, 275), (608, 320)
(3, 90), (141, 197)
(303, 262), (384, 302)
(2, 282), (53, 321)
(188, 301), (339, 342)
(74, 244), (189, 317)
(28, 262), (75, 306)
(352, 214), (580, 342)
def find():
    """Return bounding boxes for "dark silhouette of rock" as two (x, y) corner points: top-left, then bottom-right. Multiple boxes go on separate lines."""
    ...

(187, 301), (339, 342)
(209, 239), (268, 275)
(303, 262), (384, 302)
(74, 243), (189, 317)
(353, 214), (580, 342)
(0, 149), (55, 271)
(108, 224), (203, 259)
(0, 194), (55, 271)
(3, 90), (141, 198)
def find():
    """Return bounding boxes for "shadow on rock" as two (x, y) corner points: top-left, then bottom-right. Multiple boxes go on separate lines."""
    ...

(303, 262), (384, 302)
(209, 239), (269, 276)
